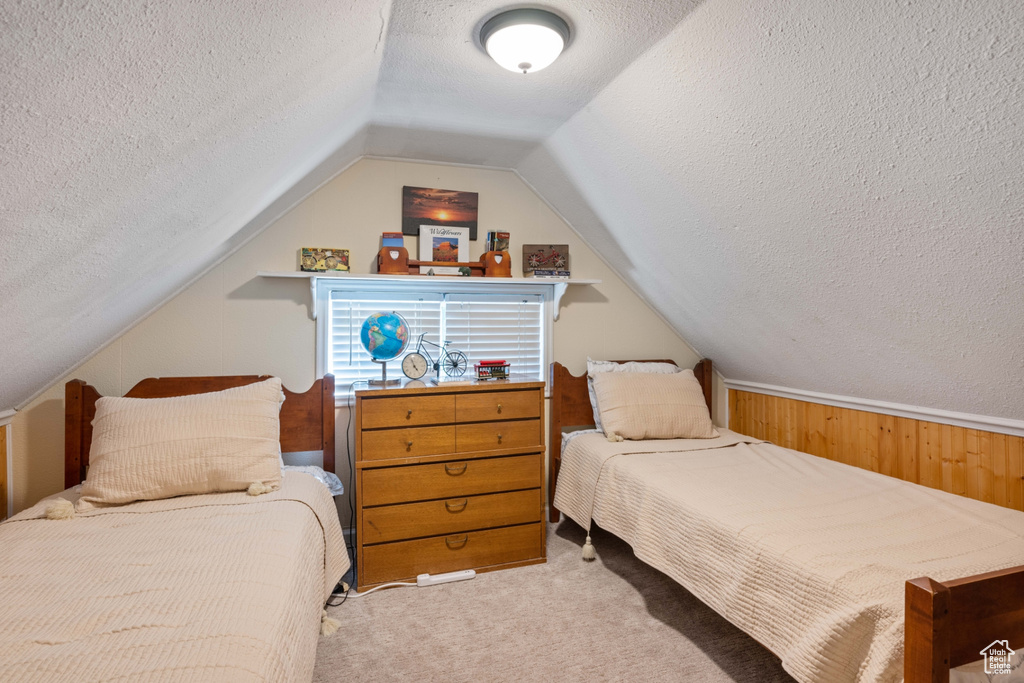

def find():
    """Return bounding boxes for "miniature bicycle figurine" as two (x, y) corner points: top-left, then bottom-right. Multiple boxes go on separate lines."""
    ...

(401, 333), (468, 380)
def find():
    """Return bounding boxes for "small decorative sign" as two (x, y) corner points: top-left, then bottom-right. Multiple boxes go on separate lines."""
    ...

(301, 247), (349, 272)
(522, 244), (568, 274)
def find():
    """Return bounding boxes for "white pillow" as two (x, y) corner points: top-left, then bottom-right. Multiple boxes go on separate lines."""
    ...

(593, 371), (718, 440)
(586, 358), (682, 432)
(79, 378), (283, 509)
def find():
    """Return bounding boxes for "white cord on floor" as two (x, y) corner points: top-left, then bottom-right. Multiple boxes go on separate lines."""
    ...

(340, 581), (416, 598)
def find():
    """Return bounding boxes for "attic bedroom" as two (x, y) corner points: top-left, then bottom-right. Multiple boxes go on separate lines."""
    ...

(1, 1), (1022, 682)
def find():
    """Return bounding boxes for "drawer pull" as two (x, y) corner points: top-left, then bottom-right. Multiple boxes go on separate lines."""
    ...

(444, 462), (467, 475)
(406, 409), (413, 419)
(497, 403), (502, 414)
(445, 534), (468, 549)
(406, 440), (413, 451)
(445, 498), (468, 512)
(497, 433), (503, 443)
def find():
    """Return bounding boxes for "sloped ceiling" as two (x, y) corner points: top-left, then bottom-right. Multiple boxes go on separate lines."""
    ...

(2, 0), (1022, 420)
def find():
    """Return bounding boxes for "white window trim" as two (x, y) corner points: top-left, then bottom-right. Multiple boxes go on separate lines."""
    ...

(315, 278), (554, 402)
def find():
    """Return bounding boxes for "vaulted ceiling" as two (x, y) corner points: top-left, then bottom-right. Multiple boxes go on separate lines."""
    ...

(2, 0), (1022, 420)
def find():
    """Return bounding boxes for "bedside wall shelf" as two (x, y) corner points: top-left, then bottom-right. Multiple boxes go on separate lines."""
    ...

(256, 272), (600, 321)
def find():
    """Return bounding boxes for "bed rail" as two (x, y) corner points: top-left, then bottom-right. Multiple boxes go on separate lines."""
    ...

(906, 564), (1024, 682)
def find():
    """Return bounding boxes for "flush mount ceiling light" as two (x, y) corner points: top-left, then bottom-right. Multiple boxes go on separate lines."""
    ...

(480, 8), (570, 74)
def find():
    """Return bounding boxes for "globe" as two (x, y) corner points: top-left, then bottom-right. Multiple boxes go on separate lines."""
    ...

(360, 312), (410, 361)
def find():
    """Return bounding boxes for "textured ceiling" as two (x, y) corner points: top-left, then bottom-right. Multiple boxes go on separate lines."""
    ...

(2, 0), (1023, 421)
(0, 0), (389, 410)
(518, 0), (1024, 419)
(370, 0), (701, 155)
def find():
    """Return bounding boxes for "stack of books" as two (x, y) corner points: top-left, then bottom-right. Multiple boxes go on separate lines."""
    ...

(382, 232), (404, 248)
(528, 269), (571, 279)
(485, 231), (510, 252)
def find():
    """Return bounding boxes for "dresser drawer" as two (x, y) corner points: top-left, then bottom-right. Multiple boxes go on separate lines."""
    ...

(361, 454), (542, 506)
(361, 523), (543, 586)
(362, 489), (539, 544)
(361, 425), (455, 461)
(360, 394), (455, 429)
(456, 419), (541, 452)
(456, 389), (540, 423)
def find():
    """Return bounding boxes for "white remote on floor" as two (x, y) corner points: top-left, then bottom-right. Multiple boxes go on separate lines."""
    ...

(416, 570), (477, 587)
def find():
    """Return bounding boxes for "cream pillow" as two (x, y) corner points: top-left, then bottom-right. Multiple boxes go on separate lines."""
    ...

(79, 378), (284, 509)
(586, 358), (681, 432)
(592, 370), (718, 440)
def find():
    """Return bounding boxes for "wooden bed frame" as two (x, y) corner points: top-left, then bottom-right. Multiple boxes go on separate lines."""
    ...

(547, 358), (1024, 683)
(64, 374), (336, 488)
(547, 358), (713, 525)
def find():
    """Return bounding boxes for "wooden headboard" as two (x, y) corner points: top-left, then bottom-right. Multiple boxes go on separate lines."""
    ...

(65, 375), (336, 488)
(547, 358), (712, 522)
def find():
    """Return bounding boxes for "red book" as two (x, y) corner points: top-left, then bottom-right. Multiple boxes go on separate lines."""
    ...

(478, 360), (507, 366)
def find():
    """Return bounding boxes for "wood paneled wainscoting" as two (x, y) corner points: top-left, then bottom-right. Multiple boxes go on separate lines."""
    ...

(728, 390), (1024, 512)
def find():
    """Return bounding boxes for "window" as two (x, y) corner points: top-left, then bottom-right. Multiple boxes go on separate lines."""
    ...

(317, 279), (549, 397)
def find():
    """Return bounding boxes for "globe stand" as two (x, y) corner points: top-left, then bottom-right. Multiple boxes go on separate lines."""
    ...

(368, 359), (400, 386)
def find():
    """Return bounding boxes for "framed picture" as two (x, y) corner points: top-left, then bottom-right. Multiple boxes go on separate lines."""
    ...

(522, 244), (568, 273)
(402, 186), (479, 240)
(419, 225), (469, 275)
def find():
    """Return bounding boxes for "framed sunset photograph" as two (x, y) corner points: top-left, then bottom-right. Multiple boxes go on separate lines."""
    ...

(402, 186), (479, 239)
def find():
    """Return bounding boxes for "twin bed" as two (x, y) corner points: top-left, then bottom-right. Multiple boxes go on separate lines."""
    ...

(549, 359), (1024, 683)
(4, 362), (1021, 682)
(0, 375), (348, 682)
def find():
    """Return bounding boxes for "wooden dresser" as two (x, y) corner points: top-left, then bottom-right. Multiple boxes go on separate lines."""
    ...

(354, 378), (546, 589)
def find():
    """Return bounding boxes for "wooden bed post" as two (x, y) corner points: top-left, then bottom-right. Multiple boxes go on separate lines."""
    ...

(905, 577), (951, 683)
(65, 379), (100, 488)
(548, 362), (567, 523)
(693, 358), (713, 416)
(64, 380), (85, 489)
(322, 374), (335, 474)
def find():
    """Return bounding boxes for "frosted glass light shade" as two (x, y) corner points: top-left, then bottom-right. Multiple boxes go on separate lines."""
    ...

(481, 9), (570, 74)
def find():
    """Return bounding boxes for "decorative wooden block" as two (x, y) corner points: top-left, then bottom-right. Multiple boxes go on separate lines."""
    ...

(378, 249), (511, 278)
(481, 251), (512, 277)
(378, 247), (410, 274)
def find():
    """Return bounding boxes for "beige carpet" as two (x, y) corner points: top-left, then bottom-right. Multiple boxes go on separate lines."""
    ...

(316, 521), (797, 682)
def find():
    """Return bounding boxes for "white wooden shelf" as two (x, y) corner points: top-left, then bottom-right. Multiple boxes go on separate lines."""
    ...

(257, 271), (600, 321)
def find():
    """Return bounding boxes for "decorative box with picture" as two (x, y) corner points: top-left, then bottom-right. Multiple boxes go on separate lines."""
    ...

(300, 247), (349, 272)
(523, 244), (569, 278)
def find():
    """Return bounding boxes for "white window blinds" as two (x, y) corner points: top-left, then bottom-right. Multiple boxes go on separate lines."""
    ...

(443, 293), (544, 382)
(324, 286), (546, 395)
(328, 291), (443, 390)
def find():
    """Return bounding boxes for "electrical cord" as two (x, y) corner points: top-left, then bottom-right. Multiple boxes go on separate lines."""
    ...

(340, 581), (416, 599)
(326, 585), (349, 607)
(330, 379), (368, 607)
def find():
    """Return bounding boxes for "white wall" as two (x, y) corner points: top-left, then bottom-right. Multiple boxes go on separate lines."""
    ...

(12, 158), (711, 516)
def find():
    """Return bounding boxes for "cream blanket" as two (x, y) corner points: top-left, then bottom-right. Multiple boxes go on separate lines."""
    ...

(554, 429), (1024, 683)
(0, 471), (349, 682)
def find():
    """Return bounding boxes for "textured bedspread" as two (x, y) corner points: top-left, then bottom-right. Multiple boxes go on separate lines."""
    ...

(554, 430), (1024, 683)
(0, 471), (349, 683)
